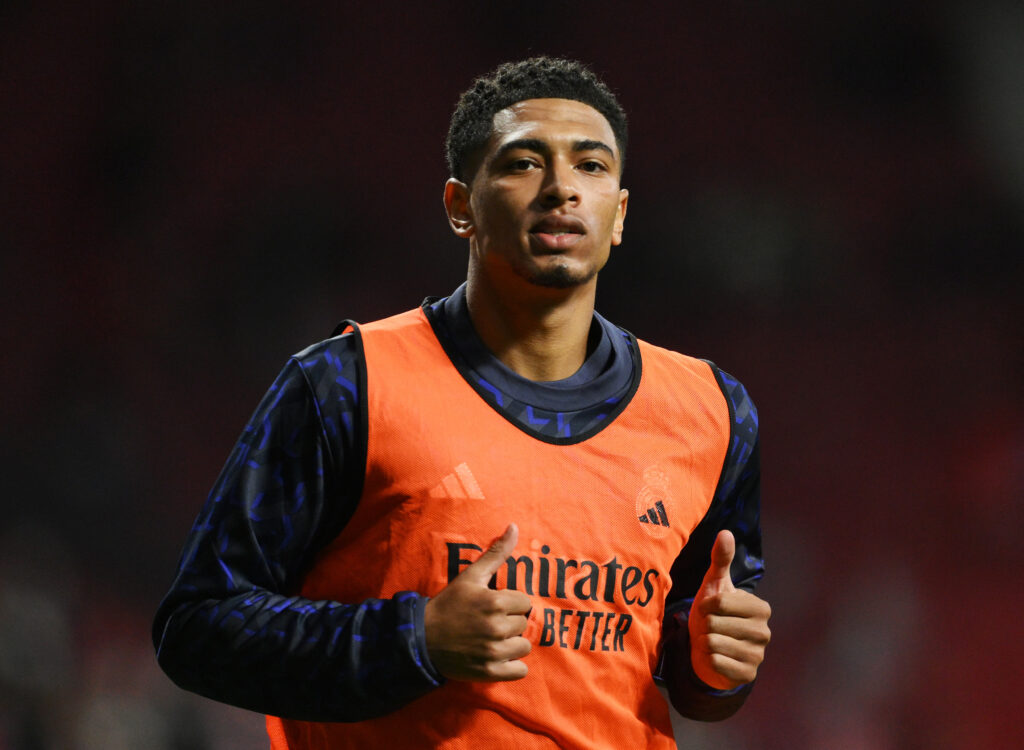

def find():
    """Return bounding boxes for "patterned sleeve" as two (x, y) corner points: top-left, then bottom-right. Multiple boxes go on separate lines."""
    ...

(152, 336), (444, 721)
(655, 365), (764, 721)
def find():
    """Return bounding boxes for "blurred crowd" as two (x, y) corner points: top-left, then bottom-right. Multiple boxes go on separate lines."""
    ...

(2, 2), (1021, 748)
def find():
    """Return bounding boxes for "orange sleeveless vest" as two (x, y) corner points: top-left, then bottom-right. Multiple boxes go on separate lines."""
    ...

(267, 307), (730, 749)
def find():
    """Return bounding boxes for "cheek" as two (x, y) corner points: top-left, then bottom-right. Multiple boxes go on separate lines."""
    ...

(473, 193), (522, 235)
(600, 199), (624, 234)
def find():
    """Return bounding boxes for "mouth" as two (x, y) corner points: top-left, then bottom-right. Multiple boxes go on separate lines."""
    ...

(529, 216), (586, 251)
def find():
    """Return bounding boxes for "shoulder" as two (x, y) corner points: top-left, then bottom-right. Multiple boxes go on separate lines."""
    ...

(633, 338), (751, 426)
(639, 336), (757, 429)
(632, 336), (759, 451)
(702, 364), (758, 433)
(293, 330), (361, 376)
(636, 338), (721, 387)
(288, 331), (365, 415)
(286, 306), (430, 407)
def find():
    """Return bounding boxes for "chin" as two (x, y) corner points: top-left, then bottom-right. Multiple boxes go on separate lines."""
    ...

(519, 256), (600, 289)
(526, 264), (597, 289)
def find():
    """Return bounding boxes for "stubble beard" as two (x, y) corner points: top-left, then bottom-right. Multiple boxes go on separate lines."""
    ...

(523, 257), (598, 289)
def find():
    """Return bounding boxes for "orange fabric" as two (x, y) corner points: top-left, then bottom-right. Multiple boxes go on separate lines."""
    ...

(268, 307), (730, 749)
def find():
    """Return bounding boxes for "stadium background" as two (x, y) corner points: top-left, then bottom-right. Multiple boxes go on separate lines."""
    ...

(2, 1), (1021, 747)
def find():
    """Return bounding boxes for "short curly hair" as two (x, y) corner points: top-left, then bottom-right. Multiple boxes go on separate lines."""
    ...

(446, 57), (628, 182)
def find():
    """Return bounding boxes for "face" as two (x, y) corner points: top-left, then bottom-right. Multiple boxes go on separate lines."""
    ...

(445, 98), (628, 291)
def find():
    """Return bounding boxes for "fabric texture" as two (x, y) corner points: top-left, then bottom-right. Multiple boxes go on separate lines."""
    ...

(152, 287), (764, 742)
(267, 307), (730, 749)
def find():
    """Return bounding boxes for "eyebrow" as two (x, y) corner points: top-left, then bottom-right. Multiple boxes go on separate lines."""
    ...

(495, 137), (617, 161)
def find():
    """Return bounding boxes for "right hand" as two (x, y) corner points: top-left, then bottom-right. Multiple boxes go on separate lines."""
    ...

(424, 523), (533, 682)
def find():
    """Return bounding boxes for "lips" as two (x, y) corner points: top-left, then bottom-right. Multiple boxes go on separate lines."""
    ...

(529, 215), (586, 250)
(531, 215), (586, 235)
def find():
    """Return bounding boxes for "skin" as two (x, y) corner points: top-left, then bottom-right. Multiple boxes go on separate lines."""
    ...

(687, 530), (772, 690)
(426, 98), (771, 689)
(424, 524), (532, 681)
(443, 98), (628, 382)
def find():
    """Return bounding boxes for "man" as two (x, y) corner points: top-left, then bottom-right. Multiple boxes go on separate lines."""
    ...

(153, 57), (771, 749)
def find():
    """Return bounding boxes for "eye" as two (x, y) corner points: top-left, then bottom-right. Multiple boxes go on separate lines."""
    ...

(509, 157), (539, 172)
(578, 160), (608, 173)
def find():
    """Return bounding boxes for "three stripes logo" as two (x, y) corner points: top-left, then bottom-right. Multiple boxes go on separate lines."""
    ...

(429, 462), (486, 501)
(638, 500), (670, 528)
(636, 465), (672, 538)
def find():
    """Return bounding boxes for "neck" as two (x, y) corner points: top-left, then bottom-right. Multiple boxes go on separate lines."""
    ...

(465, 269), (597, 382)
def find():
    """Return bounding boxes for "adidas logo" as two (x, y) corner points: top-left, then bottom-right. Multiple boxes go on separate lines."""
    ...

(638, 500), (670, 527)
(429, 462), (485, 501)
(636, 466), (673, 538)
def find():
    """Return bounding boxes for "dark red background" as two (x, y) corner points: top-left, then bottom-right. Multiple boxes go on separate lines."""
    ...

(2, 2), (1021, 747)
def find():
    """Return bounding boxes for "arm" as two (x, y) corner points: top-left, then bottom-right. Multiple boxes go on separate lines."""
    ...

(657, 368), (771, 721)
(152, 339), (444, 722)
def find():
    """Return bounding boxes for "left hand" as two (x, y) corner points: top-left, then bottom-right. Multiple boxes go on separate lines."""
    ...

(688, 530), (772, 690)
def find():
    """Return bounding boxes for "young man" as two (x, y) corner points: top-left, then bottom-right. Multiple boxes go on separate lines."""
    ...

(153, 57), (771, 749)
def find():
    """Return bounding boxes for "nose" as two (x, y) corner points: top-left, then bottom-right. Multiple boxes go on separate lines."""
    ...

(539, 159), (580, 207)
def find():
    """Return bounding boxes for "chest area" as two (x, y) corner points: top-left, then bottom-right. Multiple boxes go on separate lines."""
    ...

(360, 399), (716, 594)
(342, 314), (728, 603)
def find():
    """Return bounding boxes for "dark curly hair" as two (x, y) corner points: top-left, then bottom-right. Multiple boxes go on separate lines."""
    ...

(446, 57), (628, 182)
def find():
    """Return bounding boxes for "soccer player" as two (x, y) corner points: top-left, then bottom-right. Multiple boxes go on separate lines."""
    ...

(153, 57), (771, 749)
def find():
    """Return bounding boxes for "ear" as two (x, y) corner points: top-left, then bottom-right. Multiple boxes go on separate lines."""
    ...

(611, 188), (629, 246)
(444, 178), (475, 238)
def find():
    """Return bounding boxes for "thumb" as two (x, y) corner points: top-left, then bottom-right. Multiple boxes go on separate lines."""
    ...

(458, 523), (518, 586)
(701, 529), (737, 594)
